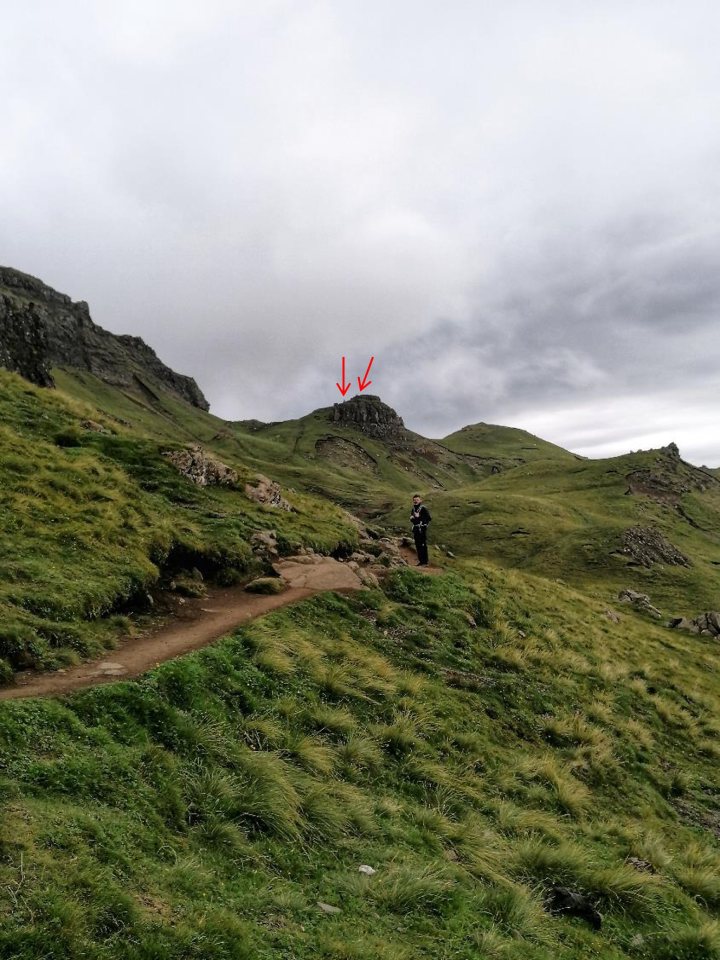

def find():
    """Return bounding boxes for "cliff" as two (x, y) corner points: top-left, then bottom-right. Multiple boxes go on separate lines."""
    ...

(0, 266), (209, 410)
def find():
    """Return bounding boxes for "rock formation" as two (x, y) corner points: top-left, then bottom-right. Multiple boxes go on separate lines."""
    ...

(0, 266), (209, 410)
(620, 526), (690, 567)
(162, 445), (238, 487)
(330, 395), (406, 441)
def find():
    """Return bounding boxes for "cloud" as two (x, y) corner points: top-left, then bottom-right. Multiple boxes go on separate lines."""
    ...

(1, 1), (719, 462)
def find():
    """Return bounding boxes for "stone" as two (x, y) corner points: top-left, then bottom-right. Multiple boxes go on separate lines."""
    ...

(250, 530), (279, 560)
(330, 395), (406, 441)
(81, 419), (112, 434)
(620, 526), (690, 568)
(163, 445), (238, 487)
(669, 612), (720, 637)
(358, 865), (376, 875)
(244, 474), (292, 511)
(603, 609), (621, 623)
(543, 886), (602, 929)
(316, 902), (341, 915)
(618, 589), (662, 619)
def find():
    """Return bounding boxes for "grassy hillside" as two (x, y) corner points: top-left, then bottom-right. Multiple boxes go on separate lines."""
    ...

(3, 363), (720, 958)
(392, 448), (720, 615)
(2, 567), (720, 958)
(0, 370), (357, 676)
(441, 422), (577, 464)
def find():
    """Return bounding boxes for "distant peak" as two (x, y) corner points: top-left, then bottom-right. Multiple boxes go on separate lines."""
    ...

(330, 395), (405, 439)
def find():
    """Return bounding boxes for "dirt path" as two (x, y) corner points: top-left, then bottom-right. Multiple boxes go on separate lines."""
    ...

(0, 557), (365, 702)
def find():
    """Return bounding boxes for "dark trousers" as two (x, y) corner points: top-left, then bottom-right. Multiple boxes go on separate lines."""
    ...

(413, 525), (428, 565)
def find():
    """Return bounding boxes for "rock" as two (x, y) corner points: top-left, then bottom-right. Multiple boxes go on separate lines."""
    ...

(0, 266), (209, 408)
(347, 561), (360, 572)
(358, 569), (380, 588)
(603, 609), (621, 623)
(358, 865), (376, 876)
(465, 614), (478, 629)
(618, 589), (662, 619)
(81, 419), (112, 435)
(163, 445), (238, 487)
(626, 857), (655, 873)
(669, 612), (720, 637)
(620, 526), (690, 568)
(250, 530), (279, 560)
(244, 474), (292, 511)
(330, 395), (406, 441)
(245, 577), (287, 595)
(350, 552), (374, 564)
(668, 617), (700, 634)
(543, 886), (602, 929)
(446, 550), (456, 558)
(316, 902), (341, 915)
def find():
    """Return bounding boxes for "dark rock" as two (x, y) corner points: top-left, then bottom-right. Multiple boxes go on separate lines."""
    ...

(620, 526), (690, 568)
(330, 395), (406, 441)
(669, 611), (720, 637)
(0, 266), (209, 409)
(543, 886), (602, 929)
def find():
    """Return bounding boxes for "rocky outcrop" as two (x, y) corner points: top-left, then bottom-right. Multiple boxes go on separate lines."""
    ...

(162, 445), (238, 487)
(625, 443), (719, 504)
(0, 266), (209, 410)
(669, 612), (720, 637)
(244, 475), (292, 510)
(618, 589), (662, 619)
(620, 526), (690, 567)
(331, 395), (406, 441)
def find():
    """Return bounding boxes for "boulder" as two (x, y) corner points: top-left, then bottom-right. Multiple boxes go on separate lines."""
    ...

(543, 886), (602, 929)
(250, 530), (279, 560)
(244, 474), (292, 511)
(163, 445), (238, 487)
(669, 612), (720, 637)
(618, 589), (662, 619)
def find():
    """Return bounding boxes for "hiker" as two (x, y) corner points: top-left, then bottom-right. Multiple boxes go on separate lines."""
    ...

(410, 494), (431, 566)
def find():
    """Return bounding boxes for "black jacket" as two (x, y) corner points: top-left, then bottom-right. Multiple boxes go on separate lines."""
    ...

(410, 503), (431, 527)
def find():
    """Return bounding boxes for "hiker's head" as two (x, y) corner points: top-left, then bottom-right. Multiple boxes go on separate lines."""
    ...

(412, 494), (422, 505)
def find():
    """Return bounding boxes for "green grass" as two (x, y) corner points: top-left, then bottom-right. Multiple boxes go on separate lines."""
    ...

(1, 569), (720, 958)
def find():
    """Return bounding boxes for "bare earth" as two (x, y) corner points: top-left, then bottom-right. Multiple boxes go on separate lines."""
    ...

(0, 557), (365, 702)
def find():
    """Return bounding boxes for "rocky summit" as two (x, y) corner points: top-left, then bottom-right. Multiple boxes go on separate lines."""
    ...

(330, 394), (406, 441)
(0, 266), (209, 410)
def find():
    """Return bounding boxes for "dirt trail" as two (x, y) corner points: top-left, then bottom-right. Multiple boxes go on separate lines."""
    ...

(0, 557), (365, 702)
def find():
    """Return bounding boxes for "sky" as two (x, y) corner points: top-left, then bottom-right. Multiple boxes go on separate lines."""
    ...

(2, 1), (719, 464)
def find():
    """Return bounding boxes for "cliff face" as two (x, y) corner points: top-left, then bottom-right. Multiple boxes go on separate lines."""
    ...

(330, 395), (406, 441)
(0, 266), (209, 410)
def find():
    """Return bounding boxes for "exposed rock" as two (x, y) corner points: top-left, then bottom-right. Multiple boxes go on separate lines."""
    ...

(0, 266), (209, 409)
(163, 445), (238, 487)
(620, 526), (690, 567)
(626, 857), (655, 873)
(625, 444), (719, 505)
(543, 886), (602, 929)
(357, 568), (381, 588)
(250, 530), (279, 560)
(330, 395), (406, 441)
(316, 902), (341, 915)
(603, 609), (622, 623)
(244, 474), (292, 511)
(358, 865), (376, 876)
(618, 589), (662, 619)
(669, 612), (720, 637)
(81, 418), (112, 435)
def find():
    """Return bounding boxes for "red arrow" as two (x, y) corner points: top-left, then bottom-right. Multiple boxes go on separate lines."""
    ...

(357, 356), (374, 392)
(336, 356), (351, 397)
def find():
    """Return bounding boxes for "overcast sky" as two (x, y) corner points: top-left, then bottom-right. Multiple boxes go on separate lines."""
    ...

(2, 1), (719, 464)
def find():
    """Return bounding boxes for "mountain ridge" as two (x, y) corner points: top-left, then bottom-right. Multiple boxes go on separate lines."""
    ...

(0, 266), (209, 410)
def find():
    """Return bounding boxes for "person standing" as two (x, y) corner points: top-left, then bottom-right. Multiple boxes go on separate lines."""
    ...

(410, 494), (431, 566)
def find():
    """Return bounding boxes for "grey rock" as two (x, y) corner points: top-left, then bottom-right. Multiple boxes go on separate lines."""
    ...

(620, 526), (690, 568)
(0, 266), (209, 409)
(669, 611), (720, 637)
(163, 445), (238, 487)
(618, 589), (662, 619)
(244, 474), (292, 511)
(316, 902), (341, 915)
